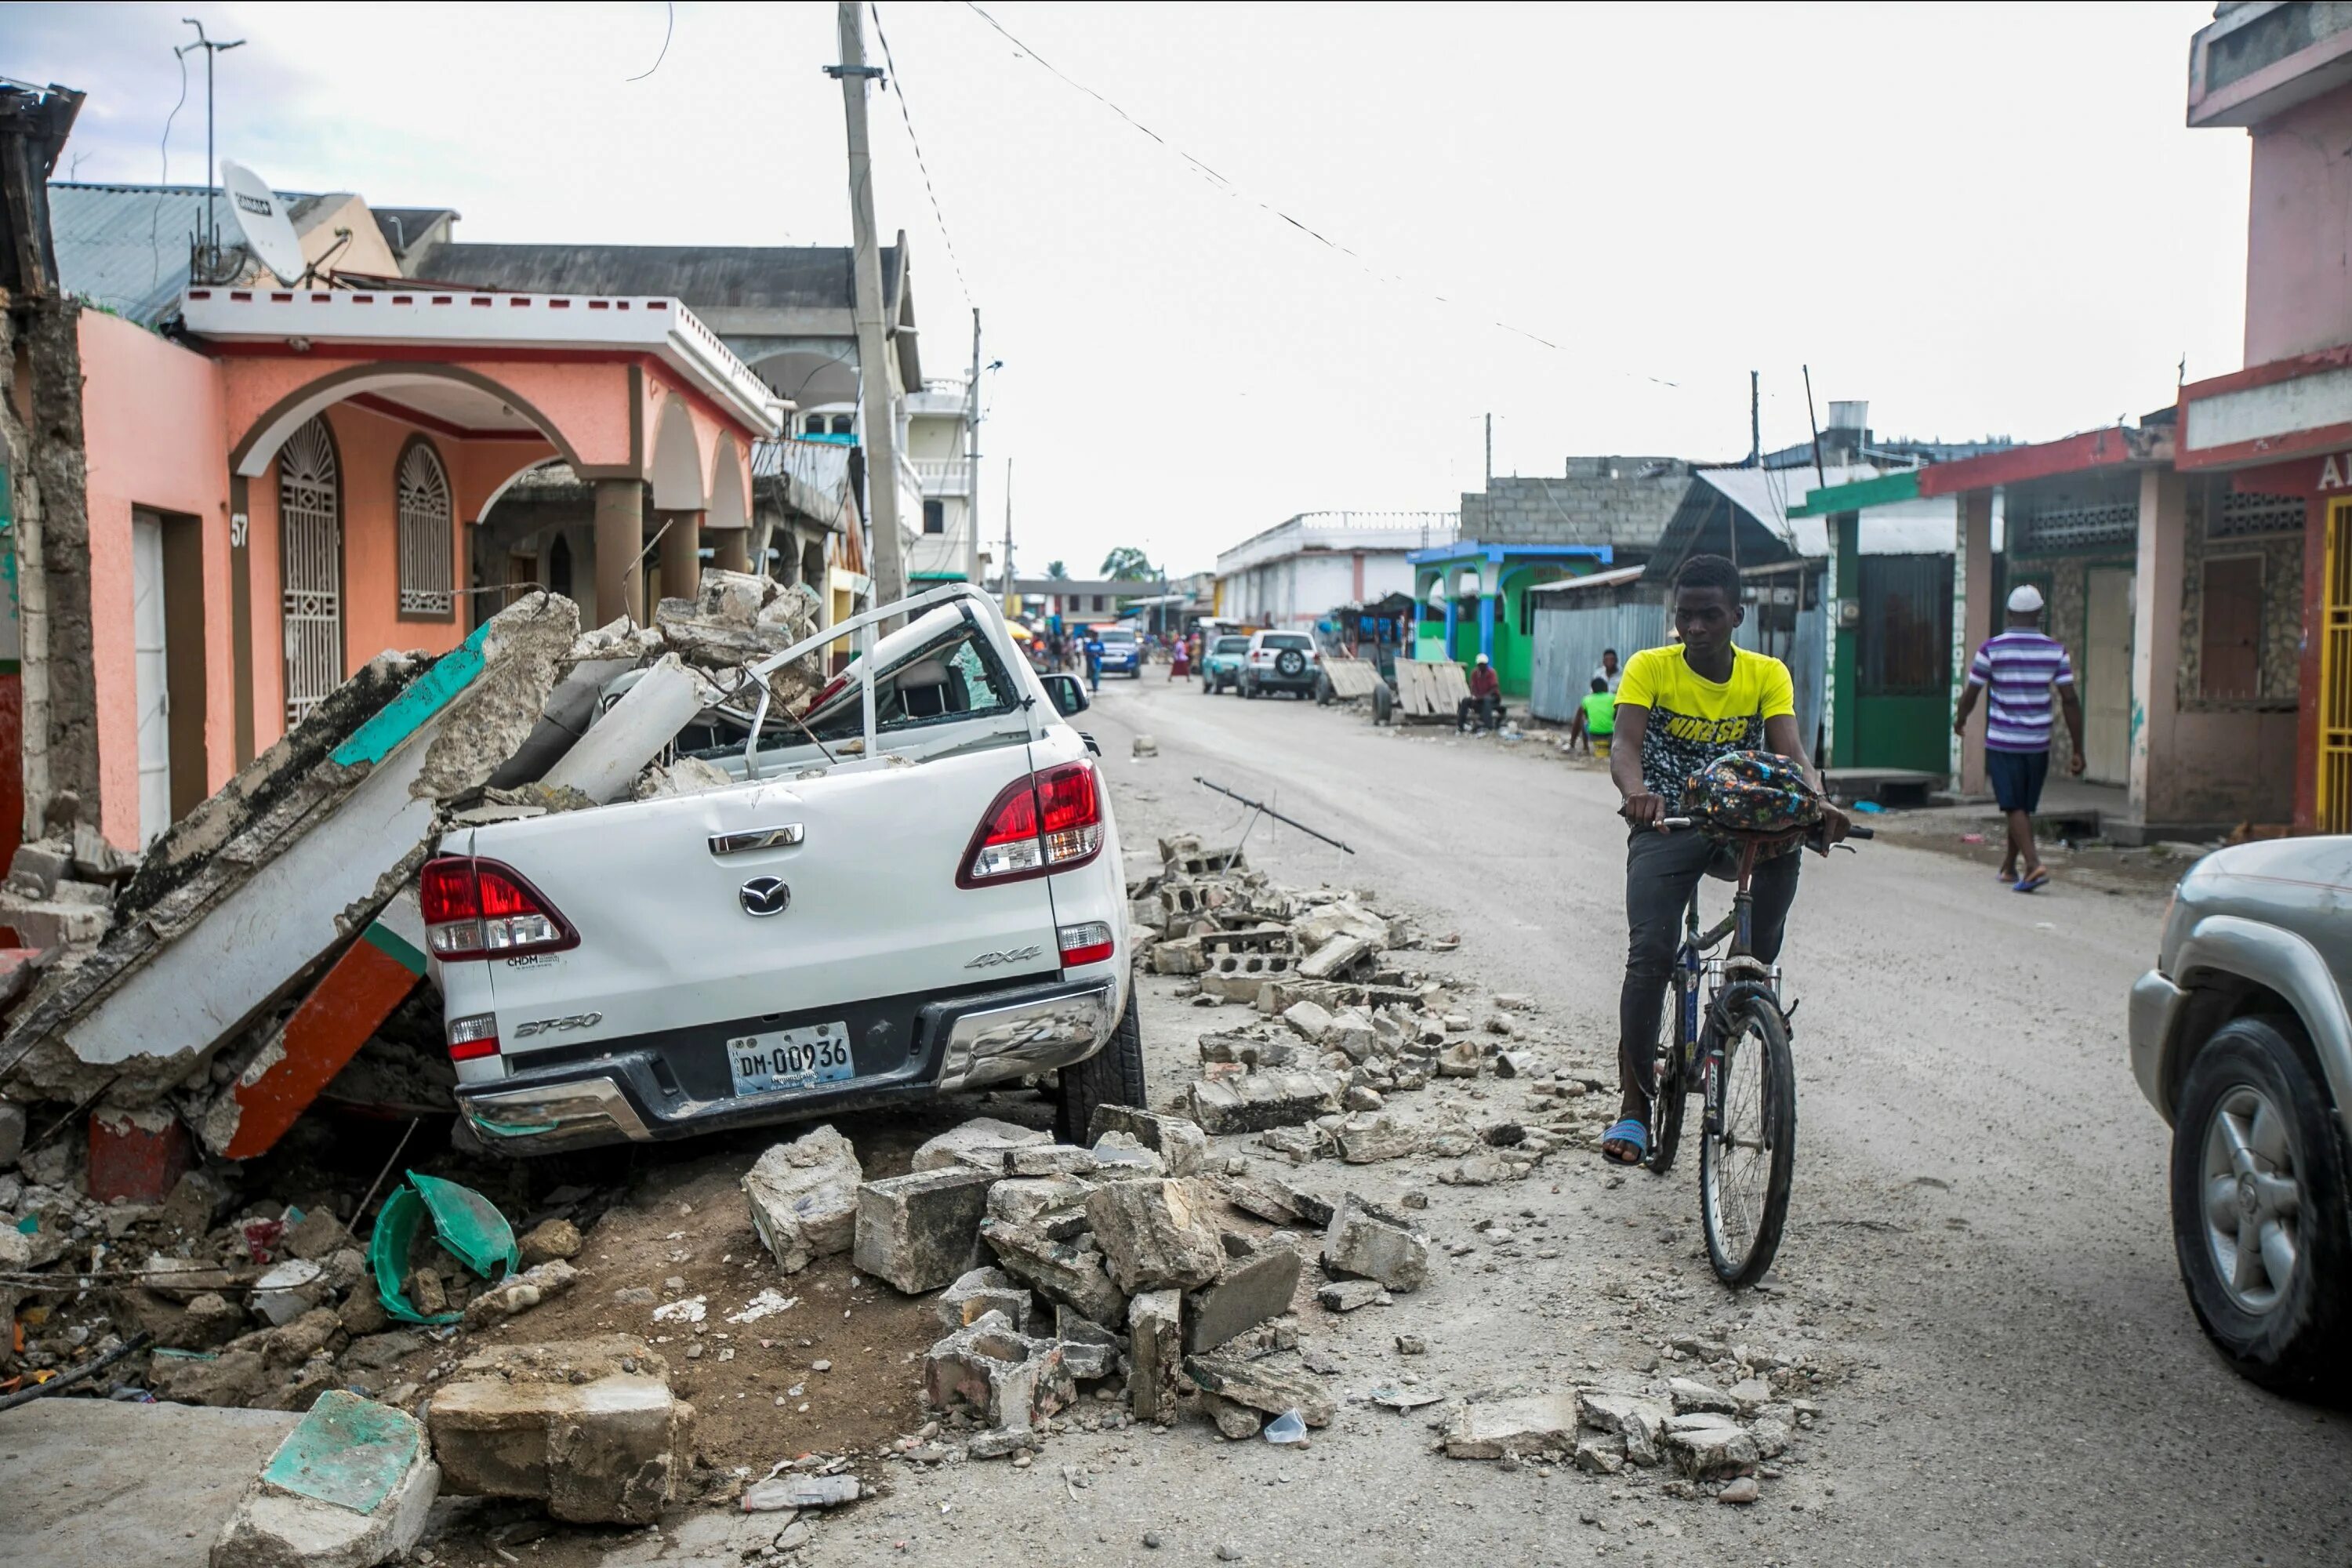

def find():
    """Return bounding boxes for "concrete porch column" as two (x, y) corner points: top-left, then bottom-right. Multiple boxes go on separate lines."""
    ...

(659, 509), (705, 608)
(1953, 489), (1994, 795)
(593, 478), (644, 626)
(2130, 468), (2189, 826)
(710, 529), (750, 574)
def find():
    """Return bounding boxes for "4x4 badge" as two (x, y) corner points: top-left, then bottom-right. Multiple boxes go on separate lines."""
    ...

(739, 877), (792, 917)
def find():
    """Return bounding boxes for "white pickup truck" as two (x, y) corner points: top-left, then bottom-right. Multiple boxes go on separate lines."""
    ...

(419, 585), (1142, 1154)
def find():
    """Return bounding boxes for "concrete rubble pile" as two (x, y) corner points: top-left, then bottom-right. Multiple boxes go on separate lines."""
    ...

(1127, 834), (1618, 1182)
(801, 1102), (1440, 1459)
(1440, 1362), (1825, 1508)
(0, 570), (825, 1190)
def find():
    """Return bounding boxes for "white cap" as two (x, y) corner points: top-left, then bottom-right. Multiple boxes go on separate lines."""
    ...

(1475, 653), (1490, 665)
(2007, 584), (2045, 614)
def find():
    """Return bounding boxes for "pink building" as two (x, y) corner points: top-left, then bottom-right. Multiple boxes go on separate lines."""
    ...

(58, 285), (775, 851)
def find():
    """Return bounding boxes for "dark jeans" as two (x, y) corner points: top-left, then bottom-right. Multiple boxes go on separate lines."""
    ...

(1457, 695), (1501, 731)
(1617, 828), (1801, 1121)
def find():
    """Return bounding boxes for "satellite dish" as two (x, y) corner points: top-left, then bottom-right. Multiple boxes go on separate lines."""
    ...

(220, 160), (304, 284)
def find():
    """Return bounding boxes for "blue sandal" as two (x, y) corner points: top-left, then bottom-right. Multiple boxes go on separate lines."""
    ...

(1602, 1118), (1648, 1165)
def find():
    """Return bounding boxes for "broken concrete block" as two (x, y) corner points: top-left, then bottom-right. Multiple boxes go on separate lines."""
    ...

(1321, 1196), (1428, 1292)
(1185, 1070), (1342, 1135)
(979, 1219), (1127, 1327)
(1669, 1376), (1739, 1415)
(1088, 1104), (1209, 1178)
(985, 1174), (1095, 1232)
(1665, 1423), (1761, 1479)
(936, 1266), (1034, 1332)
(1196, 1031), (1298, 1069)
(1316, 1279), (1387, 1312)
(1090, 1130), (1167, 1175)
(1184, 1245), (1302, 1354)
(0, 1099), (24, 1168)
(1434, 1041), (1483, 1078)
(911, 1116), (1050, 1172)
(5, 840), (69, 899)
(1085, 1178), (1225, 1294)
(630, 755), (733, 800)
(1298, 935), (1373, 982)
(1220, 1175), (1306, 1225)
(1577, 1392), (1671, 1466)
(923, 1309), (1075, 1429)
(209, 1390), (437, 1568)
(425, 1338), (690, 1525)
(1198, 1390), (1265, 1439)
(1054, 1308), (1126, 1380)
(1442, 1392), (1581, 1459)
(743, 1125), (864, 1274)
(1334, 1112), (1416, 1164)
(1280, 1000), (1335, 1044)
(1127, 1288), (1184, 1422)
(253, 1260), (327, 1327)
(1575, 1434), (1628, 1474)
(517, 1218), (583, 1266)
(1150, 936), (1207, 976)
(1324, 1008), (1379, 1062)
(993, 1143), (1103, 1178)
(1182, 1352), (1334, 1427)
(460, 1260), (579, 1328)
(1494, 1050), (1541, 1079)
(1292, 900), (1387, 952)
(853, 1165), (998, 1294)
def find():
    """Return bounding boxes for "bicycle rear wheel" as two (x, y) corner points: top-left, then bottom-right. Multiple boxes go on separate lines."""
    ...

(1700, 995), (1795, 1288)
(1646, 981), (1688, 1176)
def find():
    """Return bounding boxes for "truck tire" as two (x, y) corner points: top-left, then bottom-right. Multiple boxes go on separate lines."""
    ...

(2170, 1015), (2352, 1396)
(1056, 985), (1145, 1145)
(1371, 682), (1394, 724)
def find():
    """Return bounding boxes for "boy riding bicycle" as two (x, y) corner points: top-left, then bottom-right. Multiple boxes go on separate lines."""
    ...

(1602, 555), (1848, 1166)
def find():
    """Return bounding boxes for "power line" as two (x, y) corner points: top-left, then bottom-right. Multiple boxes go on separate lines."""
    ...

(869, 2), (973, 307)
(959, 1), (1672, 381)
(626, 1), (674, 82)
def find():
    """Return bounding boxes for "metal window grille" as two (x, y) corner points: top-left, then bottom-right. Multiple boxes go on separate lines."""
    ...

(278, 417), (343, 726)
(2013, 500), (2138, 554)
(2211, 488), (2305, 540)
(396, 443), (455, 615)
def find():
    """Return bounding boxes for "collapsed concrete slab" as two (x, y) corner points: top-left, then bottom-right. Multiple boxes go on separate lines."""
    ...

(209, 1390), (438, 1568)
(2, 1398), (301, 1568)
(743, 1125), (863, 1274)
(1184, 1243), (1302, 1355)
(0, 596), (574, 1107)
(1442, 1393), (1581, 1460)
(1181, 1350), (1335, 1428)
(424, 1337), (691, 1526)
(537, 653), (718, 805)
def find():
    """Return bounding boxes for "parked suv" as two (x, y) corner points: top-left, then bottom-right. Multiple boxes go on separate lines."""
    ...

(1241, 631), (1320, 699)
(2129, 835), (2352, 1395)
(427, 587), (1145, 1155)
(1202, 634), (1250, 695)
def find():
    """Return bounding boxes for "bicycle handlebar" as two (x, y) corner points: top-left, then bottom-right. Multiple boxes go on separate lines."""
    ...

(1643, 815), (1872, 842)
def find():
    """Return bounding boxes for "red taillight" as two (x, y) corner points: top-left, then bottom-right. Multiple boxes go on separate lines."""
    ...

(419, 855), (576, 960)
(957, 761), (1105, 887)
(447, 1013), (500, 1062)
(1058, 921), (1115, 966)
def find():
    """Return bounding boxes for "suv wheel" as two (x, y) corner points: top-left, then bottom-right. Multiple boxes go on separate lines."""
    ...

(1055, 985), (1145, 1144)
(2170, 1015), (2352, 1395)
(1243, 677), (1259, 699)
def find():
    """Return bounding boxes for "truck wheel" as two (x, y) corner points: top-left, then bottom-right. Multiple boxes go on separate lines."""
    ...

(1056, 986), (1145, 1145)
(1371, 682), (1394, 724)
(1243, 678), (1259, 699)
(2170, 1015), (2352, 1396)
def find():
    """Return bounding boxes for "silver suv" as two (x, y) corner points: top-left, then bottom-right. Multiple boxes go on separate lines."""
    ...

(2129, 836), (2352, 1396)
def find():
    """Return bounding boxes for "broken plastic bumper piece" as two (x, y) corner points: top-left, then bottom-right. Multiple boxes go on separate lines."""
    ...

(454, 978), (1117, 1153)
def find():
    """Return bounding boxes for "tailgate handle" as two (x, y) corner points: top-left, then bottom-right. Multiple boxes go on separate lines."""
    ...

(709, 823), (805, 856)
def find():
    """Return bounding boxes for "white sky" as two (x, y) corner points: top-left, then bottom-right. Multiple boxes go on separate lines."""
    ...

(9, 1), (2248, 578)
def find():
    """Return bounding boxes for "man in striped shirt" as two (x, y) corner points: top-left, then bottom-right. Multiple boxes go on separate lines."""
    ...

(1953, 585), (2085, 892)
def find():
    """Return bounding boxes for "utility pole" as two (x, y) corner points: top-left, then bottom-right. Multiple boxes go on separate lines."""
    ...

(1000, 459), (1014, 618)
(177, 20), (245, 274)
(1749, 370), (1761, 469)
(1483, 412), (1493, 495)
(829, 2), (906, 610)
(964, 309), (982, 584)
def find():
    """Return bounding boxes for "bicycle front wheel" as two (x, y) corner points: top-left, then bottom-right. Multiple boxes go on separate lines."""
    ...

(1700, 995), (1796, 1288)
(1646, 982), (1688, 1177)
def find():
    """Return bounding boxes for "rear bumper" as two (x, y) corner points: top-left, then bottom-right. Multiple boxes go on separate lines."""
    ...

(456, 977), (1117, 1154)
(1248, 666), (1318, 691)
(2129, 968), (2186, 1120)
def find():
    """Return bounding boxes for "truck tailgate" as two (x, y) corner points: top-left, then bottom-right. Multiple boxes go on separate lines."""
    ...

(466, 739), (1059, 1065)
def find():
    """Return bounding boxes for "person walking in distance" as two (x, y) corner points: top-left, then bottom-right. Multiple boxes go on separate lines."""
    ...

(1601, 554), (1847, 1166)
(1953, 584), (2084, 893)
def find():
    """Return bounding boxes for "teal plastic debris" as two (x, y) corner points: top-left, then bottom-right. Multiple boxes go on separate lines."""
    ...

(260, 1390), (427, 1513)
(367, 1171), (521, 1326)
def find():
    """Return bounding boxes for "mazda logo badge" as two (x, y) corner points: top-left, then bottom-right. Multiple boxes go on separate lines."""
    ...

(739, 877), (792, 918)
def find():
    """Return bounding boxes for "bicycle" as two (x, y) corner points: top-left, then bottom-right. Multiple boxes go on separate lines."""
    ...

(1641, 815), (1871, 1289)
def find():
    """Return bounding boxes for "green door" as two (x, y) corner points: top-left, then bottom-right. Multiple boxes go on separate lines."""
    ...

(1853, 555), (1954, 772)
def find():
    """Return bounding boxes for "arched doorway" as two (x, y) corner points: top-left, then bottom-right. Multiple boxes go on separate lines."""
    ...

(278, 416), (343, 725)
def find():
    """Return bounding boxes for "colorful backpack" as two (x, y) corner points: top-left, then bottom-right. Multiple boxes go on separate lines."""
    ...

(1682, 750), (1824, 837)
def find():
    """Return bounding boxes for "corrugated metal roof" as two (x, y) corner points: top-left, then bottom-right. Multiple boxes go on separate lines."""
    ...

(48, 180), (318, 325)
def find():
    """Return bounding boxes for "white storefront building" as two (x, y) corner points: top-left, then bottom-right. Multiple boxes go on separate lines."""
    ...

(1214, 511), (1457, 629)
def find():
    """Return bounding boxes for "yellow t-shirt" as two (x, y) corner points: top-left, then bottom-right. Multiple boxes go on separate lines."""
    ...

(1615, 644), (1795, 806)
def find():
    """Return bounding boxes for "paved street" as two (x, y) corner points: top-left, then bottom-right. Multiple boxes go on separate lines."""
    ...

(833, 670), (2350, 1568)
